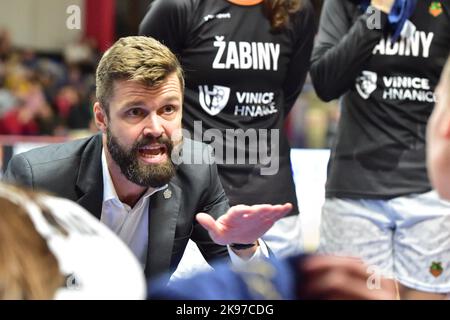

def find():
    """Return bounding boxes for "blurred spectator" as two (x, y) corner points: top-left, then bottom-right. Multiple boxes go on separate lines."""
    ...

(0, 28), (11, 61)
(325, 103), (340, 149)
(64, 37), (94, 66)
(21, 48), (39, 71)
(55, 85), (79, 120)
(64, 37), (100, 74)
(0, 99), (39, 135)
(0, 88), (15, 118)
(0, 65), (16, 118)
(0, 29), (97, 137)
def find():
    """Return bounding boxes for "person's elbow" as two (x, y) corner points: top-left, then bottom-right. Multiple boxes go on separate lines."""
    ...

(310, 75), (339, 102)
(309, 62), (341, 102)
(312, 84), (338, 102)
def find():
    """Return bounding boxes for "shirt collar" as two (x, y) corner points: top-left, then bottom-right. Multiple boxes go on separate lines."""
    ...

(101, 148), (167, 206)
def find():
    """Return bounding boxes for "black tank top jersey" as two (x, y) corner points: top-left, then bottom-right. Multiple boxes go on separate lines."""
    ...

(140, 0), (316, 211)
(311, 0), (450, 199)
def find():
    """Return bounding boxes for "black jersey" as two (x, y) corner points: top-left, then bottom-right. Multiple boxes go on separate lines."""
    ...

(311, 0), (450, 199)
(140, 0), (315, 211)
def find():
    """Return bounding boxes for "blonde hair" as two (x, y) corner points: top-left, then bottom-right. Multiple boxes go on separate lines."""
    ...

(0, 185), (63, 299)
(263, 0), (304, 31)
(96, 36), (184, 113)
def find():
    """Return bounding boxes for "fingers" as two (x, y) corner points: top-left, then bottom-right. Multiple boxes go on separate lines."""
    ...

(301, 255), (366, 276)
(269, 203), (292, 220)
(250, 203), (292, 224)
(198, 203), (293, 246)
(228, 203), (293, 222)
(195, 213), (218, 234)
(304, 273), (397, 300)
(301, 271), (386, 300)
(246, 203), (292, 213)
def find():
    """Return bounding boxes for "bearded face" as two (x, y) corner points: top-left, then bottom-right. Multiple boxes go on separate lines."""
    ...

(106, 127), (177, 188)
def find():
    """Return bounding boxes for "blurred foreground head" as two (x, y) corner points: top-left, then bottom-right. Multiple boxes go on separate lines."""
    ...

(0, 183), (146, 300)
(0, 184), (62, 299)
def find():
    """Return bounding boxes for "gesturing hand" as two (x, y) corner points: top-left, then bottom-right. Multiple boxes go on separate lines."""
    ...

(196, 203), (292, 246)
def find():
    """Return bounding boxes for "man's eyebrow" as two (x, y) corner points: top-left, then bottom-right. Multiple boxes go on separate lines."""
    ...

(161, 95), (182, 103)
(120, 95), (181, 109)
(121, 99), (146, 109)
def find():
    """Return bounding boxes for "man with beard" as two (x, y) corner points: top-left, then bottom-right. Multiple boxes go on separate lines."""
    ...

(3, 36), (292, 282)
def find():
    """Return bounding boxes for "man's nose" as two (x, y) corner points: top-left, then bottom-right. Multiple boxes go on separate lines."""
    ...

(142, 115), (164, 138)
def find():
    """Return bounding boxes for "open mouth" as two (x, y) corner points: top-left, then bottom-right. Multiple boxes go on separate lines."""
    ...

(138, 144), (168, 163)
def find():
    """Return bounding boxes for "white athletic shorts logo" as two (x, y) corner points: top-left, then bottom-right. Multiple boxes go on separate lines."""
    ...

(356, 71), (378, 100)
(198, 85), (230, 116)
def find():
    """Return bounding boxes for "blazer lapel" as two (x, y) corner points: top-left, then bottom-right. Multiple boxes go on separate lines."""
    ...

(145, 181), (181, 280)
(75, 134), (104, 220)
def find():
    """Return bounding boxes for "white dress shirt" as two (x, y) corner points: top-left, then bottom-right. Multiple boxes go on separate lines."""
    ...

(100, 149), (167, 269)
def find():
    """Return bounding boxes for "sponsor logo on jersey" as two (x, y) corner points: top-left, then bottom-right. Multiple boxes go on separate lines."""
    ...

(212, 36), (280, 71)
(355, 71), (436, 102)
(203, 12), (231, 22)
(372, 30), (434, 58)
(356, 71), (378, 99)
(382, 76), (435, 102)
(429, 1), (443, 17)
(356, 71), (436, 103)
(198, 85), (231, 116)
(197, 86), (278, 117)
(430, 261), (443, 277)
(234, 91), (278, 117)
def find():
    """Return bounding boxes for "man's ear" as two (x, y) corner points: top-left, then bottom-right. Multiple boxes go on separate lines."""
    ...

(93, 102), (108, 133)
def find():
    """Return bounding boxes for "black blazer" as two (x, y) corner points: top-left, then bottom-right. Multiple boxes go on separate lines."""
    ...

(4, 134), (230, 280)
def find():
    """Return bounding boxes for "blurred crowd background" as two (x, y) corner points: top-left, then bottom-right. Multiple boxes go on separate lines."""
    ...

(0, 0), (338, 149)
